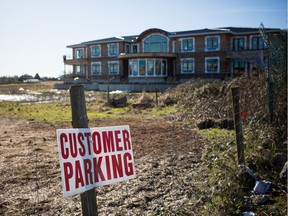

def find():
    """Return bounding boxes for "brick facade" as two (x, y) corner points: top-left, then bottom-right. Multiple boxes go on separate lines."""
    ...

(63, 27), (283, 84)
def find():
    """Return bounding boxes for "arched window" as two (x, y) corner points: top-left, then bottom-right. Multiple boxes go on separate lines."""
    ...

(143, 34), (168, 53)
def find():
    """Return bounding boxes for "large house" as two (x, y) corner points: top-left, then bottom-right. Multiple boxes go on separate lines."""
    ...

(62, 27), (283, 91)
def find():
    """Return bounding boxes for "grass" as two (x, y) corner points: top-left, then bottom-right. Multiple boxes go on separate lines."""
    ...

(0, 93), (177, 122)
(0, 101), (72, 121)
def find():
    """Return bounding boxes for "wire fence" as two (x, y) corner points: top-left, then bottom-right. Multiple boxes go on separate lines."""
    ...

(0, 149), (89, 215)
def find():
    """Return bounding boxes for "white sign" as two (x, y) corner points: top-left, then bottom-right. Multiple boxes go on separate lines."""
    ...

(56, 125), (136, 198)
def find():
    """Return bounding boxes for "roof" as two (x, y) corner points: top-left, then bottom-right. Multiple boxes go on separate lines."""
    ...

(219, 27), (282, 34)
(66, 27), (283, 48)
(169, 28), (230, 37)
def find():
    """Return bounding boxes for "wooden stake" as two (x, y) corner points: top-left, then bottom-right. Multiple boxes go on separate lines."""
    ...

(70, 85), (98, 216)
(231, 86), (245, 164)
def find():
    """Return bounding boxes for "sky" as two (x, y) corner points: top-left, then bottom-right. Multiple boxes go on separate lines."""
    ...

(0, 0), (286, 78)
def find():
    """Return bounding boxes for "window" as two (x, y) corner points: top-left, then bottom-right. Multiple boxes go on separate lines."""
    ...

(108, 44), (118, 56)
(132, 60), (138, 76)
(251, 36), (264, 50)
(125, 44), (130, 54)
(139, 60), (146, 76)
(91, 62), (101, 75)
(205, 36), (220, 51)
(143, 34), (168, 53)
(233, 38), (245, 51)
(147, 60), (155, 75)
(132, 44), (138, 53)
(233, 60), (245, 76)
(181, 38), (194, 52)
(91, 45), (101, 57)
(76, 65), (84, 74)
(128, 59), (167, 77)
(181, 58), (194, 73)
(205, 57), (220, 73)
(108, 61), (119, 75)
(75, 48), (84, 59)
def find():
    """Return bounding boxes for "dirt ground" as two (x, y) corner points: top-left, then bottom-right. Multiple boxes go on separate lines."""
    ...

(0, 116), (207, 215)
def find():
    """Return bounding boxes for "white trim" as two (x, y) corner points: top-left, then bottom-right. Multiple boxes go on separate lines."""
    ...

(179, 37), (195, 53)
(91, 62), (101, 75)
(172, 41), (176, 53)
(205, 57), (220, 73)
(180, 58), (195, 74)
(128, 58), (167, 77)
(142, 33), (169, 53)
(231, 36), (247, 50)
(76, 65), (85, 74)
(90, 45), (101, 58)
(107, 43), (119, 57)
(131, 44), (139, 53)
(205, 35), (220, 51)
(249, 35), (265, 50)
(75, 48), (85, 59)
(108, 61), (119, 75)
(125, 43), (130, 54)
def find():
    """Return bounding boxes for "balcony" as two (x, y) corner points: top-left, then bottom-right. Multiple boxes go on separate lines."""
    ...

(63, 55), (89, 65)
(231, 49), (268, 60)
(118, 52), (177, 59)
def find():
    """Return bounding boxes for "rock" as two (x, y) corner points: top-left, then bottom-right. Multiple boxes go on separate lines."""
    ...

(197, 119), (215, 129)
(273, 153), (287, 172)
(257, 146), (272, 160)
(279, 161), (288, 179)
(217, 119), (234, 130)
(132, 103), (153, 109)
(110, 96), (127, 107)
(250, 194), (270, 205)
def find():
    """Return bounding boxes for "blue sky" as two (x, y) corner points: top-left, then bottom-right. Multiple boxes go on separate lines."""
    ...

(0, 0), (286, 78)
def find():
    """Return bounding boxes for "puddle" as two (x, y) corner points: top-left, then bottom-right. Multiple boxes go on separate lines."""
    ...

(0, 94), (38, 102)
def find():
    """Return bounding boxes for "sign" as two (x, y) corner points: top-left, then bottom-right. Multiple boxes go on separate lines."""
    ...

(56, 125), (136, 198)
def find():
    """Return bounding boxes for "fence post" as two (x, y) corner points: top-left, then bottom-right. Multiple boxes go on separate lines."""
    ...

(231, 86), (245, 164)
(70, 85), (98, 216)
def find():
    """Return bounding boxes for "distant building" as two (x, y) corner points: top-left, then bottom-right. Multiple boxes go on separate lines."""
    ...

(62, 27), (284, 91)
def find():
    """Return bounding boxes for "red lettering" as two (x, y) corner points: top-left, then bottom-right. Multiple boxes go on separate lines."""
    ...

(60, 133), (69, 159)
(122, 130), (131, 150)
(92, 131), (102, 154)
(83, 159), (93, 185)
(111, 154), (123, 178)
(105, 156), (112, 180)
(114, 130), (123, 151)
(77, 133), (85, 156)
(63, 162), (73, 191)
(123, 152), (134, 176)
(84, 133), (92, 155)
(93, 157), (105, 182)
(102, 131), (115, 153)
(69, 133), (78, 158)
(75, 160), (84, 189)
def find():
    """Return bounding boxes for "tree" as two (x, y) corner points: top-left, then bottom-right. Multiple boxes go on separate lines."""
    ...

(34, 73), (41, 80)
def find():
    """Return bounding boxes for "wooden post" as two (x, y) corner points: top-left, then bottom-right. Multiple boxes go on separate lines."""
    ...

(155, 89), (158, 107)
(231, 86), (245, 164)
(70, 85), (98, 216)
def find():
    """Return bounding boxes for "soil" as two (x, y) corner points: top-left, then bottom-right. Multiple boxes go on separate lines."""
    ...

(0, 116), (207, 215)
